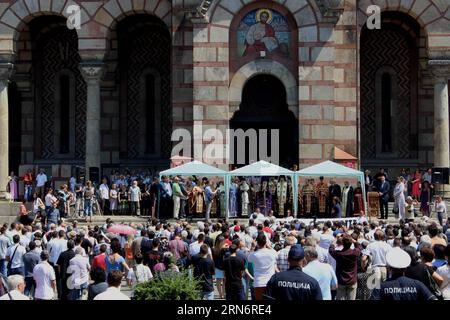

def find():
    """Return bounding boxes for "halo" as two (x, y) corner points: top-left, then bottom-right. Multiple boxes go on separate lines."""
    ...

(256, 9), (273, 24)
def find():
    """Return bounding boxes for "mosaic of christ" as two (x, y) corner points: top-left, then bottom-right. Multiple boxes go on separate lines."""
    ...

(237, 8), (290, 57)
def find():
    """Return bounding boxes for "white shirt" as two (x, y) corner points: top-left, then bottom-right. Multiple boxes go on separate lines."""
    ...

(0, 290), (30, 300)
(93, 287), (130, 300)
(44, 194), (57, 207)
(33, 262), (56, 300)
(162, 182), (172, 197)
(248, 248), (278, 287)
(48, 238), (67, 265)
(69, 254), (90, 287)
(0, 234), (10, 259)
(6, 244), (26, 268)
(303, 260), (338, 300)
(319, 233), (335, 250)
(36, 174), (47, 187)
(367, 240), (392, 267)
(127, 264), (153, 291)
(436, 264), (450, 300)
(99, 184), (110, 200)
(129, 186), (141, 202)
(189, 241), (211, 257)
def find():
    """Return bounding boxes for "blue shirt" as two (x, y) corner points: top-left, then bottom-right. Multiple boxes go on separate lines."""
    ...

(204, 186), (214, 203)
(47, 208), (60, 225)
(303, 260), (337, 300)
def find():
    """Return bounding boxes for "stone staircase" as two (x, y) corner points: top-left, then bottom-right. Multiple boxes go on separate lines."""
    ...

(0, 201), (444, 226)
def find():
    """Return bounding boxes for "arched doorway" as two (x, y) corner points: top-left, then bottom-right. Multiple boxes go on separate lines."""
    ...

(117, 14), (171, 165)
(360, 12), (420, 171)
(230, 74), (298, 168)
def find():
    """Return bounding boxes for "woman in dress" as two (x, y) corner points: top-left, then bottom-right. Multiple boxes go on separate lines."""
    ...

(8, 171), (18, 201)
(212, 236), (228, 300)
(105, 238), (130, 275)
(109, 184), (118, 215)
(32, 192), (45, 224)
(420, 181), (431, 217)
(411, 169), (422, 200)
(394, 176), (406, 221)
(118, 184), (128, 215)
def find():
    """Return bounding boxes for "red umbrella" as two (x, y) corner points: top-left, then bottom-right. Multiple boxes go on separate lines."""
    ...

(107, 225), (139, 235)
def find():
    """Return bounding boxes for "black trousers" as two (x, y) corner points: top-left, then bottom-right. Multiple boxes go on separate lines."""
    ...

(379, 200), (389, 219)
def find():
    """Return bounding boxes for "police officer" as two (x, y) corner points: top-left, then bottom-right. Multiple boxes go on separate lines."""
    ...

(371, 247), (437, 300)
(264, 245), (322, 301)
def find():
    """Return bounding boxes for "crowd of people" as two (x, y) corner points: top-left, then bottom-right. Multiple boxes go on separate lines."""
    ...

(364, 168), (447, 225)
(6, 167), (448, 224)
(0, 210), (449, 301)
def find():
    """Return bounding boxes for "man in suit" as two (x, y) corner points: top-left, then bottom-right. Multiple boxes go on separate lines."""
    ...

(376, 175), (390, 219)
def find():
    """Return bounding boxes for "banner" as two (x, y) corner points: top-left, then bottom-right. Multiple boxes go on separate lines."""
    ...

(276, 216), (367, 227)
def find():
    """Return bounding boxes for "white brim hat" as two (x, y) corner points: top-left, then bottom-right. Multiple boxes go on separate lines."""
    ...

(386, 247), (411, 269)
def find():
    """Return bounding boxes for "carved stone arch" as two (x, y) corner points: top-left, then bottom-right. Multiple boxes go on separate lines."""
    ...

(0, 0), (89, 60)
(229, 60), (298, 120)
(97, 0), (172, 32)
(357, 0), (436, 50)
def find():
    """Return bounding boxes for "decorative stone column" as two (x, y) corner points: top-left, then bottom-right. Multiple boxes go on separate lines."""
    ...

(429, 61), (450, 168)
(0, 63), (13, 200)
(80, 62), (105, 181)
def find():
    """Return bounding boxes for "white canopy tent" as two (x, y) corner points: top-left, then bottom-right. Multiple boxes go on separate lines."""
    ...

(228, 161), (297, 217)
(295, 160), (367, 213)
(159, 161), (229, 219)
(160, 160), (228, 177)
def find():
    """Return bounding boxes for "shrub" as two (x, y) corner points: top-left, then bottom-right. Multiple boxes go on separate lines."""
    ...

(133, 271), (201, 300)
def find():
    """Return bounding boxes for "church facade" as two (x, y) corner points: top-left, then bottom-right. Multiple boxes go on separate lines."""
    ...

(0, 0), (450, 196)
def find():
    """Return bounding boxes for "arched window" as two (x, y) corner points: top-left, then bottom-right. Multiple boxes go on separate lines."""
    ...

(145, 73), (156, 154)
(54, 70), (75, 156)
(381, 73), (392, 153)
(375, 67), (397, 157)
(59, 74), (71, 154)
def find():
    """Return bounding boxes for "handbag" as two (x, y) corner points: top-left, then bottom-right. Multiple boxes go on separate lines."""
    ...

(392, 207), (399, 214)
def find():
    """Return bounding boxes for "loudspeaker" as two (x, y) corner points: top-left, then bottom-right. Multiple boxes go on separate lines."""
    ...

(75, 166), (85, 182)
(432, 168), (450, 184)
(89, 167), (100, 185)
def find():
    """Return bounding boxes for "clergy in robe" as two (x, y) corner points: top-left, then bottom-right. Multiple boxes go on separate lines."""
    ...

(315, 177), (328, 215)
(189, 184), (205, 215)
(286, 180), (294, 214)
(327, 180), (342, 216)
(257, 179), (270, 215)
(269, 177), (277, 213)
(240, 179), (250, 217)
(302, 179), (315, 217)
(277, 176), (288, 217)
(353, 181), (365, 216)
(341, 181), (354, 217)
(249, 177), (260, 213)
(217, 181), (227, 218)
(297, 183), (304, 216)
(229, 178), (239, 218)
